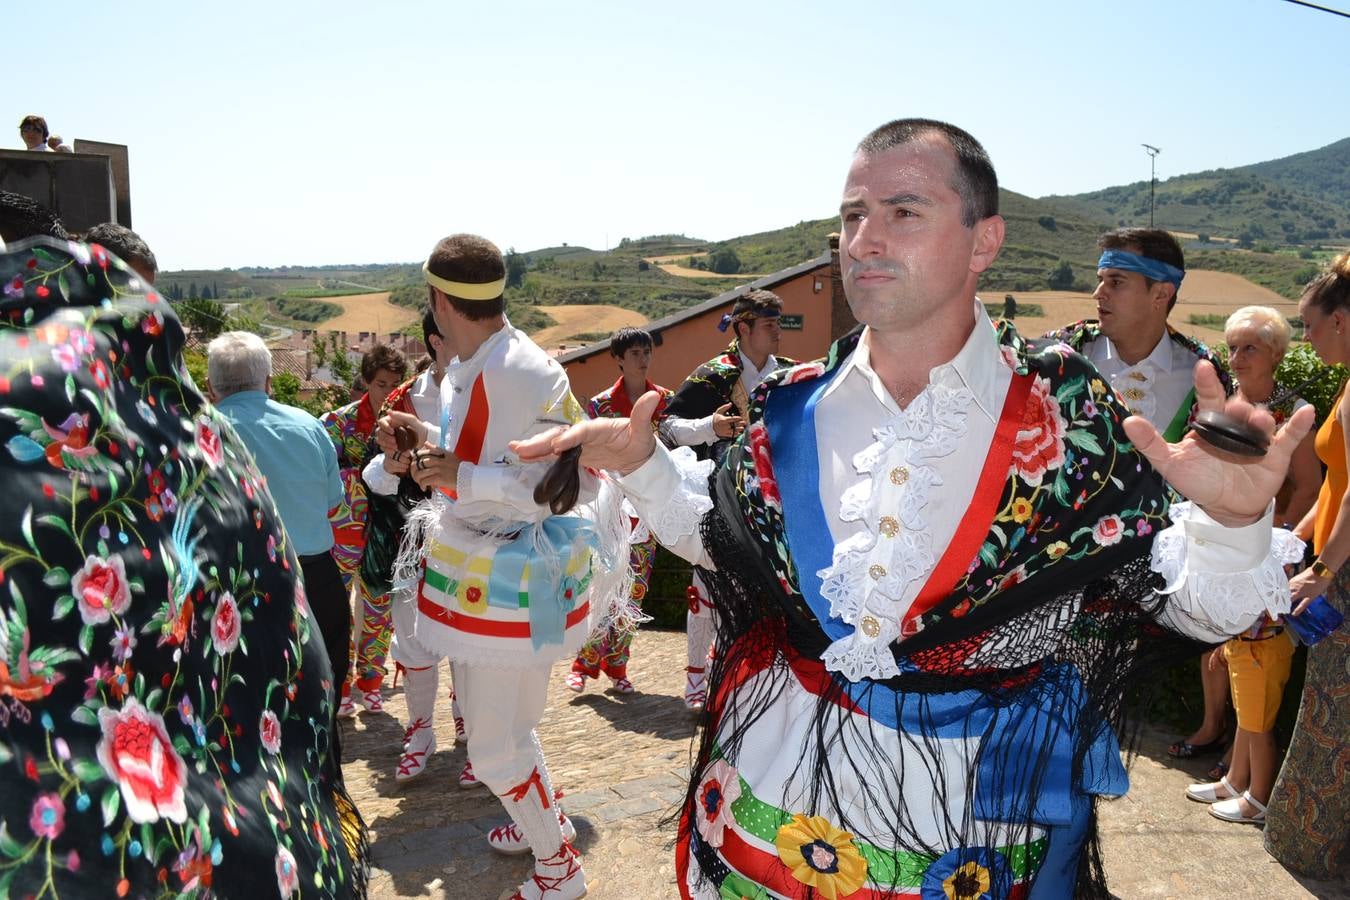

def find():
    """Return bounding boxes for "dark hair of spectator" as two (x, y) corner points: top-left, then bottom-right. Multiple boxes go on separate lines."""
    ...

(731, 289), (783, 341)
(609, 327), (654, 358)
(0, 190), (69, 242)
(19, 115), (48, 140)
(1099, 227), (1185, 311)
(421, 307), (442, 357)
(359, 343), (408, 382)
(1303, 251), (1350, 315)
(856, 118), (999, 228)
(84, 223), (157, 275)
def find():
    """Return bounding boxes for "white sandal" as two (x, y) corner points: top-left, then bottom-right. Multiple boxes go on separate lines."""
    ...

(1185, 775), (1239, 803)
(1210, 790), (1267, 824)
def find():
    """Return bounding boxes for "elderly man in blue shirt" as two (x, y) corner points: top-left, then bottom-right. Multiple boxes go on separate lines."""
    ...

(206, 331), (349, 759)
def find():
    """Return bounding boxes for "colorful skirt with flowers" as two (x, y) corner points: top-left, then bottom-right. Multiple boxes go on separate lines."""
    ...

(677, 638), (1124, 900)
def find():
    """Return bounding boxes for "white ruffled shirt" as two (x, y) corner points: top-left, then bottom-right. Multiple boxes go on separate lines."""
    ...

(1086, 330), (1200, 431)
(621, 303), (1299, 682)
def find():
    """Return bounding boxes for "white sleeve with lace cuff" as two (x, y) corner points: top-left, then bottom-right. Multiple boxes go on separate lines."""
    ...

(1150, 500), (1303, 642)
(615, 445), (714, 568)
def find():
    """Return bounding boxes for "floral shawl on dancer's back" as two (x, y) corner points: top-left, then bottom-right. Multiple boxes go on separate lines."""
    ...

(680, 321), (1228, 899)
(0, 238), (367, 898)
(660, 339), (795, 462)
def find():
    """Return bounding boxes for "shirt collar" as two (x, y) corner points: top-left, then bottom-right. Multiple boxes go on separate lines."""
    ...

(215, 389), (267, 407)
(1093, 329), (1173, 373)
(821, 300), (1004, 422)
(447, 320), (511, 379)
(738, 351), (776, 385)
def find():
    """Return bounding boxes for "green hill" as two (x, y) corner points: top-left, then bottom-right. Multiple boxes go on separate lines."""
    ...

(1043, 137), (1350, 247)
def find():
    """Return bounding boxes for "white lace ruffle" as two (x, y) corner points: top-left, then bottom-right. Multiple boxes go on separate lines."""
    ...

(815, 384), (972, 681)
(1150, 501), (1303, 639)
(647, 446), (714, 546)
(821, 610), (902, 682)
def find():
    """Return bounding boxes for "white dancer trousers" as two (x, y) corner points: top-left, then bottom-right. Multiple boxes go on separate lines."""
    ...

(687, 569), (715, 671)
(454, 659), (555, 795)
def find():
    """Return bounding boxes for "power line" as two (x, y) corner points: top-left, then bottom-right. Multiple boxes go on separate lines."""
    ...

(1282, 0), (1350, 18)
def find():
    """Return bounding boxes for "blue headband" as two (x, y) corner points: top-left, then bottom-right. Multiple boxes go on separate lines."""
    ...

(717, 308), (780, 332)
(1097, 249), (1184, 288)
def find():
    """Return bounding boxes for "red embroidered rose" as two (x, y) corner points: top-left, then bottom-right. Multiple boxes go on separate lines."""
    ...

(1092, 514), (1125, 547)
(211, 593), (241, 655)
(95, 699), (189, 824)
(194, 419), (223, 469)
(1009, 376), (1067, 488)
(784, 362), (826, 385)
(72, 555), (131, 625)
(746, 422), (782, 510)
(259, 710), (282, 755)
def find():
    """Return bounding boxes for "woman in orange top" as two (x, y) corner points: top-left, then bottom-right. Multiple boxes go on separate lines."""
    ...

(1265, 253), (1350, 877)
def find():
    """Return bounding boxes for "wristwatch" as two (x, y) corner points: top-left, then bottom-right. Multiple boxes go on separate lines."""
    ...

(1312, 559), (1334, 579)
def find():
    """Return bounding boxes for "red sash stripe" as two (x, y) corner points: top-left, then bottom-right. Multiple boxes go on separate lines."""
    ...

(453, 373), (489, 465)
(417, 583), (589, 637)
(901, 373), (1034, 635)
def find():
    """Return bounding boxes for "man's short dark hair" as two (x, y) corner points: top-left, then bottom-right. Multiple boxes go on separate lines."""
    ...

(1099, 227), (1185, 311)
(19, 115), (48, 140)
(0, 190), (68, 242)
(856, 118), (999, 228)
(427, 233), (506, 321)
(731, 289), (783, 341)
(360, 343), (409, 382)
(421, 307), (442, 357)
(609, 327), (653, 358)
(84, 223), (157, 276)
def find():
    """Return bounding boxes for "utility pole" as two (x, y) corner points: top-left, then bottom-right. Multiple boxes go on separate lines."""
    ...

(1142, 144), (1161, 228)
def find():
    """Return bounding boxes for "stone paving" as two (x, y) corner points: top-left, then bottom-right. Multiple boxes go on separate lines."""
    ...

(340, 627), (1349, 900)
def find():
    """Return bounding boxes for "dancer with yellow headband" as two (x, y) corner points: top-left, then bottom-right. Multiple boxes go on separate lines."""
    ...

(368, 234), (629, 900)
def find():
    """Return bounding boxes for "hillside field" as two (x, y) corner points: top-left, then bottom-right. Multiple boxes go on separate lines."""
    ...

(315, 292), (420, 333)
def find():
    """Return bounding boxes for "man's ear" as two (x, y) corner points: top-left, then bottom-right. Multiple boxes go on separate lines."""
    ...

(264, 375), (273, 396)
(970, 215), (1005, 274)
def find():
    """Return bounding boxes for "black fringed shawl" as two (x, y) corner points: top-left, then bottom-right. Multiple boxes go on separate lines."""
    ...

(0, 239), (367, 898)
(678, 323), (1208, 899)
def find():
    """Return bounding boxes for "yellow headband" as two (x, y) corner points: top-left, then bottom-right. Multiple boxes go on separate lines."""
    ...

(422, 260), (506, 301)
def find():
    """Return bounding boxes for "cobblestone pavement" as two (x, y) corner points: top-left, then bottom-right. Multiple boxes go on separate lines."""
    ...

(341, 628), (1348, 900)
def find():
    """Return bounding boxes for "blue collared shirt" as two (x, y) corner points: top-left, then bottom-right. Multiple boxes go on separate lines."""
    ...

(214, 390), (343, 557)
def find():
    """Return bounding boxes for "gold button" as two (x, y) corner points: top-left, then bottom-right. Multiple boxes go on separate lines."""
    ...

(890, 466), (909, 485)
(1128, 371), (1148, 382)
(1124, 387), (1146, 401)
(879, 516), (900, 537)
(868, 564), (886, 580)
(860, 615), (881, 638)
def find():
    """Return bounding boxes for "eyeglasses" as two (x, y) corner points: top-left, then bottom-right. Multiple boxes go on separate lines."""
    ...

(19, 124), (41, 132)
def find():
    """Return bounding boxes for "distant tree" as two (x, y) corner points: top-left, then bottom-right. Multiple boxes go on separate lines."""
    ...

(271, 372), (302, 406)
(1048, 261), (1075, 290)
(328, 333), (355, 385)
(311, 331), (329, 369)
(177, 298), (227, 340)
(182, 349), (209, 392)
(1238, 231), (1255, 250)
(505, 248), (527, 289)
(591, 260), (603, 279)
(1037, 215), (1057, 231)
(637, 259), (650, 271)
(1197, 233), (1210, 245)
(188, 281), (199, 300)
(708, 247), (742, 275)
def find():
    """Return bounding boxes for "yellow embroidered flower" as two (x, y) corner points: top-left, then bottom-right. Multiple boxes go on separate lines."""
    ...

(773, 813), (868, 900)
(943, 860), (991, 900)
(1090, 378), (1106, 396)
(457, 580), (488, 614)
(1010, 497), (1033, 523)
(1047, 540), (1070, 560)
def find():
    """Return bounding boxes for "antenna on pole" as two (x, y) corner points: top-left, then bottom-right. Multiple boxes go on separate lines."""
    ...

(1141, 144), (1161, 228)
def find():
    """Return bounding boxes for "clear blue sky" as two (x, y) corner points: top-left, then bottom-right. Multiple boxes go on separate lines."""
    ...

(15, 0), (1348, 270)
